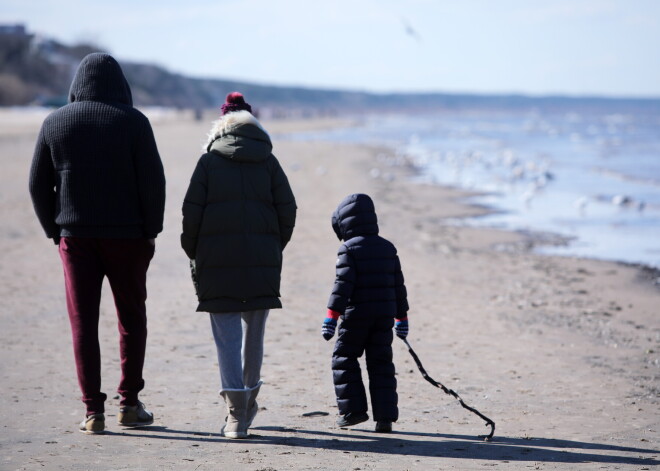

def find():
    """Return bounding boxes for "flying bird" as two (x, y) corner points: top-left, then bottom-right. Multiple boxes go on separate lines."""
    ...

(401, 17), (422, 42)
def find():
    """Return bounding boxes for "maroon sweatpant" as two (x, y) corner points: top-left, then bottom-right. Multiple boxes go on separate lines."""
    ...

(59, 237), (155, 416)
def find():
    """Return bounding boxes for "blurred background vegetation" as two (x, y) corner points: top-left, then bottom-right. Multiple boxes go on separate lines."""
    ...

(1, 24), (656, 115)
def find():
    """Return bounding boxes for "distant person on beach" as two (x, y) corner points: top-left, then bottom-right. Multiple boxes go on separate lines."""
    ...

(181, 92), (296, 439)
(321, 193), (409, 433)
(28, 53), (166, 434)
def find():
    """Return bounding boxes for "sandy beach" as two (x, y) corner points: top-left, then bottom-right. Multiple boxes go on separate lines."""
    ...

(0, 109), (658, 470)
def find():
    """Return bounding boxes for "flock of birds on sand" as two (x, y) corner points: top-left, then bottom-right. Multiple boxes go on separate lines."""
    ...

(363, 144), (649, 218)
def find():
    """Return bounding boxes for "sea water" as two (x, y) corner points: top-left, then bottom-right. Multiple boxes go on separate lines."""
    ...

(285, 103), (660, 268)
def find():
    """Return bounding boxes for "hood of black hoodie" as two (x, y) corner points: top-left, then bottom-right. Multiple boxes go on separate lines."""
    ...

(68, 53), (133, 106)
(331, 193), (379, 241)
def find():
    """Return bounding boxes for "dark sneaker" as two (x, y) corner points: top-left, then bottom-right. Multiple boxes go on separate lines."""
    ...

(336, 412), (369, 428)
(375, 421), (392, 433)
(79, 414), (105, 434)
(117, 401), (154, 427)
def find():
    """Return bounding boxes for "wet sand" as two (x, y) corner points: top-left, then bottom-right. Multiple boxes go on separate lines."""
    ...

(0, 109), (658, 470)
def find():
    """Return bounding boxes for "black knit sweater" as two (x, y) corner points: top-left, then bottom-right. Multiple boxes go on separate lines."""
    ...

(29, 53), (166, 243)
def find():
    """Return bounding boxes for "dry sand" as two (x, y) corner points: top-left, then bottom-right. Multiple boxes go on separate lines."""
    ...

(0, 109), (658, 470)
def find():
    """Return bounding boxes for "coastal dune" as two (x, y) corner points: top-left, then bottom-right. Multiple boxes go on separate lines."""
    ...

(0, 109), (658, 470)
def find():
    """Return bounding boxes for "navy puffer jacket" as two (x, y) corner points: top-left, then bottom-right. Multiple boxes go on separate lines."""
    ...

(327, 194), (408, 319)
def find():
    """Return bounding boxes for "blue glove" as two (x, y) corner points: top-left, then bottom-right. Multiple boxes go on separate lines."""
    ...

(322, 318), (337, 341)
(395, 318), (409, 339)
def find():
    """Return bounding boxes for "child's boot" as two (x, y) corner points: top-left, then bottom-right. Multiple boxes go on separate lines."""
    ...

(336, 412), (369, 427)
(375, 421), (392, 433)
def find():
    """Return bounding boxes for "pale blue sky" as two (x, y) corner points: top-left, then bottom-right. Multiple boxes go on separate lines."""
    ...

(3, 0), (660, 97)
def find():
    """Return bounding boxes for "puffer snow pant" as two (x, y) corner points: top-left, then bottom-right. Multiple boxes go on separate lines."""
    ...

(331, 313), (398, 422)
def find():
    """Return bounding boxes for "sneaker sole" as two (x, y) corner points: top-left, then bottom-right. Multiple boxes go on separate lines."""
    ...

(79, 429), (105, 435)
(118, 419), (154, 427)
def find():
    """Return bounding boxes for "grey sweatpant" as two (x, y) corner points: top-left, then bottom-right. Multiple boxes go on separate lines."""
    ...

(210, 310), (269, 390)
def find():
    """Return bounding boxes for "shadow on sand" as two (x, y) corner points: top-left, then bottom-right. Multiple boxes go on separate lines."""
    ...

(107, 425), (658, 466)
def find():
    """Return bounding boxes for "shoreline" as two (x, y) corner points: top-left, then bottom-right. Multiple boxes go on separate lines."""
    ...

(343, 133), (660, 277)
(359, 134), (660, 290)
(276, 110), (660, 271)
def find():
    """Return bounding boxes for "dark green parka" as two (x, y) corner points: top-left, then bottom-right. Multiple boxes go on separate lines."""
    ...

(181, 111), (296, 312)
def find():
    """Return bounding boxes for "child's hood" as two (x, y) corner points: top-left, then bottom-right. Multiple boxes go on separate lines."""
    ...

(331, 193), (379, 241)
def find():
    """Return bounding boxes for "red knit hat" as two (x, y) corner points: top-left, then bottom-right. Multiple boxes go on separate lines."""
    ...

(221, 92), (252, 115)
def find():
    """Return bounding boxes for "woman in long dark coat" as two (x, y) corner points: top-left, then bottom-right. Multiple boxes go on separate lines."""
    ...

(181, 92), (296, 438)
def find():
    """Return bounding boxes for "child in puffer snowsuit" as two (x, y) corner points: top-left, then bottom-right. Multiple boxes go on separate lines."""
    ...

(321, 193), (409, 433)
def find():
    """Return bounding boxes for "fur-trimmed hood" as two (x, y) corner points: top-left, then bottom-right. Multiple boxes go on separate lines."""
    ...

(204, 110), (272, 163)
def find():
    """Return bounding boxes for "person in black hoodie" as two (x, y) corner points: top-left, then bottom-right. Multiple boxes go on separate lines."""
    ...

(29, 53), (166, 435)
(321, 193), (409, 433)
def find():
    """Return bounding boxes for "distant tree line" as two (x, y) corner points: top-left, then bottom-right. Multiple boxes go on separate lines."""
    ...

(1, 29), (658, 114)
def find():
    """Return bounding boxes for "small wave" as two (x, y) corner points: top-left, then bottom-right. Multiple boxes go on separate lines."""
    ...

(592, 166), (660, 187)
